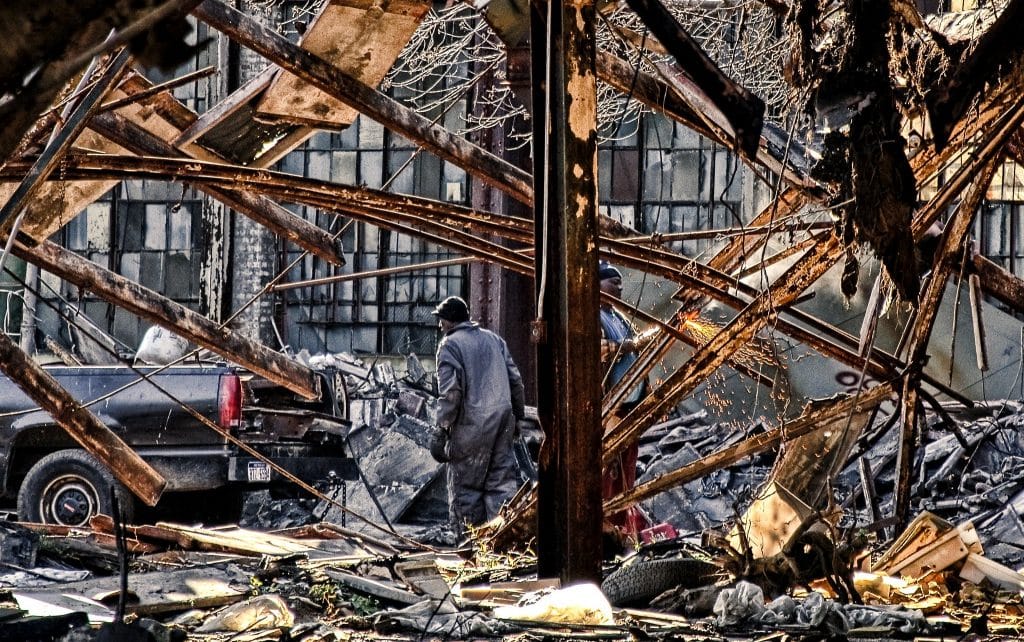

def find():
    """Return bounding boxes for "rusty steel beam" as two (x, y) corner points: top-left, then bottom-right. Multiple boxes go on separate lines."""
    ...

(270, 257), (476, 292)
(87, 111), (346, 266)
(972, 255), (1024, 314)
(11, 239), (322, 401)
(894, 157), (1004, 526)
(600, 293), (775, 408)
(0, 332), (166, 506)
(622, 0), (763, 158)
(97, 66), (217, 114)
(33, 159), (534, 276)
(34, 154), (535, 275)
(532, 0), (603, 582)
(604, 381), (896, 514)
(603, 234), (843, 465)
(192, 0), (534, 207)
(926, 0), (1024, 150)
(38, 150), (533, 244)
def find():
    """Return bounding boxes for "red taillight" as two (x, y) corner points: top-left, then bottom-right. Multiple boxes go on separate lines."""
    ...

(218, 373), (242, 430)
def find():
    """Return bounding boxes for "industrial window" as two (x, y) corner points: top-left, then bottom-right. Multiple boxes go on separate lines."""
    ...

(975, 202), (1024, 279)
(599, 112), (747, 258)
(36, 182), (206, 353)
(277, 124), (466, 357)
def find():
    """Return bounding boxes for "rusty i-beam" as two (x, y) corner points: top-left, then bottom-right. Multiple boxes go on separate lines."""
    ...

(87, 111), (346, 266)
(532, 0), (603, 582)
(10, 239), (321, 400)
(894, 157), (1005, 526)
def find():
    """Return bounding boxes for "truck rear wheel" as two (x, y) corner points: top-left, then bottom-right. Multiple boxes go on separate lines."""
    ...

(18, 450), (135, 526)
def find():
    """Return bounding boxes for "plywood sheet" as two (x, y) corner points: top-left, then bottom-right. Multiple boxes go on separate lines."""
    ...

(255, 0), (430, 129)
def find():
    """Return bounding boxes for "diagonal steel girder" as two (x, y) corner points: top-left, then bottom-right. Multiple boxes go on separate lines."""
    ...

(604, 381), (897, 514)
(191, 0), (534, 207)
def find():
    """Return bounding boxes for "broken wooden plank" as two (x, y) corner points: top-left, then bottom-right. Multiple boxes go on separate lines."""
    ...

(11, 238), (321, 400)
(192, 0), (534, 206)
(0, 333), (165, 506)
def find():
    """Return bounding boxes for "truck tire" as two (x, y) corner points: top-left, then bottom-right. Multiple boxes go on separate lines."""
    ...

(601, 557), (719, 607)
(18, 450), (135, 526)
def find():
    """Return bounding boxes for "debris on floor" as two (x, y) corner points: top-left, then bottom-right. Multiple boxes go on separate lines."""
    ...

(4, 396), (1024, 640)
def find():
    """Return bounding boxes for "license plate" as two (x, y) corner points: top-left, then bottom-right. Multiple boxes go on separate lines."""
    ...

(247, 461), (272, 482)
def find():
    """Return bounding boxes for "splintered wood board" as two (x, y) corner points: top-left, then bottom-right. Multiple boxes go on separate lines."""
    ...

(255, 0), (430, 129)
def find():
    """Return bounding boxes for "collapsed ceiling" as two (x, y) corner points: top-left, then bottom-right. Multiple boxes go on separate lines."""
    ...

(1, 0), (1024, 576)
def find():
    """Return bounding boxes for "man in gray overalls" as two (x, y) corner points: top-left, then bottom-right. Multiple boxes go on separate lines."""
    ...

(433, 296), (526, 531)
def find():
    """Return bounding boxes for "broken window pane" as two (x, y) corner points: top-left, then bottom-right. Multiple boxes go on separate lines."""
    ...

(144, 204), (166, 250)
(331, 151), (358, 185)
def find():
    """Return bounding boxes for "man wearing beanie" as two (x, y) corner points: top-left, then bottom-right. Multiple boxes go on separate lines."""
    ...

(598, 262), (652, 537)
(432, 295), (526, 532)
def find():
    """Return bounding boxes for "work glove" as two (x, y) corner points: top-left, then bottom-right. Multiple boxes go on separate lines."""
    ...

(428, 424), (450, 463)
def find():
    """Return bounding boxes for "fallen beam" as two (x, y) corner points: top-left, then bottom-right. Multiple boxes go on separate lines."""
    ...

(0, 49), (130, 234)
(11, 239), (321, 401)
(926, 0), (1024, 150)
(192, 0), (534, 206)
(0, 332), (165, 506)
(618, 0), (763, 158)
(24, 155), (534, 275)
(603, 232), (843, 465)
(895, 157), (1005, 525)
(603, 381), (896, 514)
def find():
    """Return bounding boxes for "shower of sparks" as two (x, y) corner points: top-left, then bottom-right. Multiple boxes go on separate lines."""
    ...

(679, 313), (780, 371)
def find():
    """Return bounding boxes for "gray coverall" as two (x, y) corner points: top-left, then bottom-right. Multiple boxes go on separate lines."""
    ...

(435, 321), (525, 529)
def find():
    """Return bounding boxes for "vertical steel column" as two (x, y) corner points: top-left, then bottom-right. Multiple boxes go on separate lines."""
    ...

(532, 0), (602, 582)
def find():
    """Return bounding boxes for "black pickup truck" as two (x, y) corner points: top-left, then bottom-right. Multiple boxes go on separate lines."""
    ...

(0, 364), (353, 526)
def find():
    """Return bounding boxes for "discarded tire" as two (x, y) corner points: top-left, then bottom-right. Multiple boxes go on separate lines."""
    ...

(18, 449), (135, 526)
(601, 556), (719, 607)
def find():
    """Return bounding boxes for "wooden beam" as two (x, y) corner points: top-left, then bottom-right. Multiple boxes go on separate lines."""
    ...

(604, 382), (896, 514)
(0, 332), (165, 506)
(0, 49), (130, 233)
(192, 0), (534, 207)
(11, 239), (321, 401)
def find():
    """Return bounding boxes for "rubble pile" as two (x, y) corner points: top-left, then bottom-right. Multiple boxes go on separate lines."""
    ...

(7, 351), (1024, 639)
